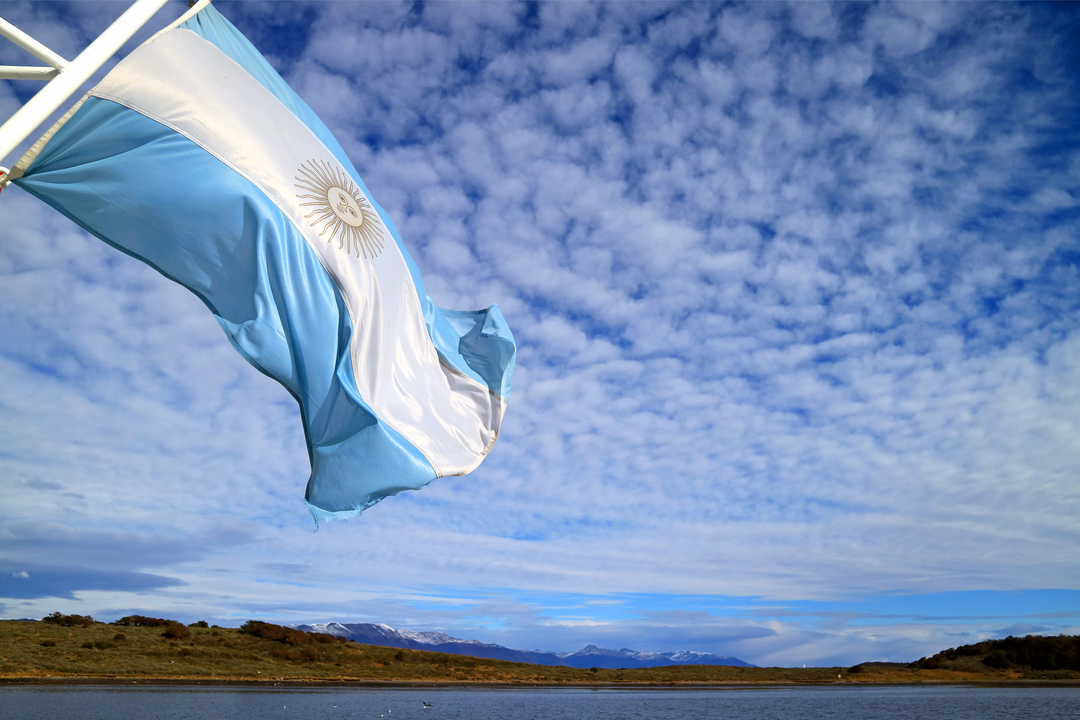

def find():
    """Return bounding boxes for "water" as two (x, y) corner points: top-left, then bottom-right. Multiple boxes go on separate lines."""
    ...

(1, 684), (1078, 720)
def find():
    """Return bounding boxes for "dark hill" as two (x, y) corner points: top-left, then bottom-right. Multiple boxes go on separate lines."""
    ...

(914, 634), (1080, 673)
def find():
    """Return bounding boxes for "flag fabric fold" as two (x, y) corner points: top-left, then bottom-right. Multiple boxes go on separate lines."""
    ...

(10, 3), (515, 524)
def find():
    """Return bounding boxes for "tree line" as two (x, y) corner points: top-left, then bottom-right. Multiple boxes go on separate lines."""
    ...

(917, 634), (1080, 671)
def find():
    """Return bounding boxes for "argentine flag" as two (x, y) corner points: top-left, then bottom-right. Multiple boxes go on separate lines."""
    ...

(8, 3), (515, 524)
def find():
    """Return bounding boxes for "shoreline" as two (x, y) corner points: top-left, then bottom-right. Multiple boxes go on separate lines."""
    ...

(4, 676), (1080, 689)
(4, 622), (1077, 689)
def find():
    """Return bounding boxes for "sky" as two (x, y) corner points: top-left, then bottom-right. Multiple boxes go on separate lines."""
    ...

(1, 0), (1080, 669)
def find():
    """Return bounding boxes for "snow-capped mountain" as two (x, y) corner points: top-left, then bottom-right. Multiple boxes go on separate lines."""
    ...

(293, 622), (754, 669)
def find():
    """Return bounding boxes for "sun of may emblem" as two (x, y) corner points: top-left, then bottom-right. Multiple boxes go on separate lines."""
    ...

(295, 159), (384, 259)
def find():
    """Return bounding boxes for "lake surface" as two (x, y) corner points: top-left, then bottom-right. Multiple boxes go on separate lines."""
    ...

(1, 684), (1078, 719)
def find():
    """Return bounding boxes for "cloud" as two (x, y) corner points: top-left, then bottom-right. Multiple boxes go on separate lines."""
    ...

(993, 623), (1050, 637)
(2, 0), (1080, 666)
(0, 561), (182, 601)
(1, 521), (258, 572)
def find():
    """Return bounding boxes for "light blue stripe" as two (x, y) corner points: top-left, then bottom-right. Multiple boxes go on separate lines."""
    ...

(438, 307), (516, 400)
(15, 98), (437, 523)
(180, 5), (512, 396)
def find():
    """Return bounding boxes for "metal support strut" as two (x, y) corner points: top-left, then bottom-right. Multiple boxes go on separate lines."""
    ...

(0, 0), (173, 178)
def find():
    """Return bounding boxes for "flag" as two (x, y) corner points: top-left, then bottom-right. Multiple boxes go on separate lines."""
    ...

(8, 3), (515, 525)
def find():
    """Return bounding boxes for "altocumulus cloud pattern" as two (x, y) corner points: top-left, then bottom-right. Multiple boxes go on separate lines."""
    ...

(1, 1), (1079, 668)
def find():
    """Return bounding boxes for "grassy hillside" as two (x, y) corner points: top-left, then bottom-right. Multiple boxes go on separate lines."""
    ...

(1, 617), (1077, 685)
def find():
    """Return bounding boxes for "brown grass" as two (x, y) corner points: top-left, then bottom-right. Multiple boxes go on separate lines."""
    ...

(0, 621), (1076, 685)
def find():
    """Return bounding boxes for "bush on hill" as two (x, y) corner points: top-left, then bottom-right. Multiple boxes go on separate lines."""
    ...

(41, 612), (94, 627)
(162, 622), (190, 640)
(240, 620), (308, 645)
(239, 620), (344, 646)
(114, 615), (172, 627)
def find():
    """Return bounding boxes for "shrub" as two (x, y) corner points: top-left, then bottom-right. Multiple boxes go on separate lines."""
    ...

(189, 620), (209, 628)
(42, 612), (94, 627)
(240, 620), (307, 646)
(162, 622), (191, 640)
(113, 633), (126, 641)
(115, 615), (171, 627)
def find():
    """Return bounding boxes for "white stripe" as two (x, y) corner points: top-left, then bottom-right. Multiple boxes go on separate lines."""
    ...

(92, 28), (502, 475)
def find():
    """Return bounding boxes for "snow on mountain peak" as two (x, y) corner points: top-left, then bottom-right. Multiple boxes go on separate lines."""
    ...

(291, 620), (754, 668)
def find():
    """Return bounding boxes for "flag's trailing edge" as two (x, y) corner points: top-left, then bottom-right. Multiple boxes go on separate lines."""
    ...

(10, 3), (515, 526)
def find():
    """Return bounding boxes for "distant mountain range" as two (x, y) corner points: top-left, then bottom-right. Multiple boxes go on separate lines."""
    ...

(293, 622), (755, 669)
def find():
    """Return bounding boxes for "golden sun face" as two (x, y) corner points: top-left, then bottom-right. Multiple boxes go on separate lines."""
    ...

(295, 159), (385, 259)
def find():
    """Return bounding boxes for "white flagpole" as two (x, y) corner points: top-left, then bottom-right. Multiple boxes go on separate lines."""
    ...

(0, 15), (68, 79)
(0, 66), (62, 81)
(0, 0), (173, 171)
